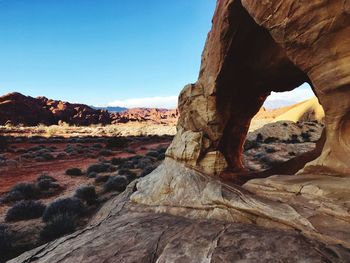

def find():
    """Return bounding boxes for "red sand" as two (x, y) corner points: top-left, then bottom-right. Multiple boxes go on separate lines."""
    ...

(0, 139), (171, 195)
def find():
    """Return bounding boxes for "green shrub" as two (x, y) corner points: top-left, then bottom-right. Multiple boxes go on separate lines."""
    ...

(125, 148), (136, 154)
(91, 143), (103, 149)
(87, 171), (97, 178)
(40, 152), (55, 161)
(5, 200), (45, 222)
(111, 157), (125, 165)
(136, 158), (152, 169)
(118, 169), (137, 182)
(0, 136), (9, 152)
(118, 168), (136, 177)
(56, 152), (68, 159)
(37, 174), (57, 182)
(9, 183), (40, 200)
(244, 140), (258, 151)
(28, 145), (44, 152)
(94, 175), (110, 183)
(146, 150), (159, 158)
(126, 173), (137, 182)
(104, 176), (128, 192)
(86, 163), (111, 174)
(119, 161), (134, 169)
(264, 137), (278, 143)
(42, 198), (85, 222)
(105, 137), (129, 149)
(40, 213), (77, 242)
(37, 179), (54, 191)
(65, 168), (83, 176)
(157, 147), (167, 154)
(99, 149), (113, 156)
(0, 224), (12, 261)
(256, 133), (263, 142)
(157, 153), (165, 160)
(74, 186), (97, 205)
(1, 190), (24, 203)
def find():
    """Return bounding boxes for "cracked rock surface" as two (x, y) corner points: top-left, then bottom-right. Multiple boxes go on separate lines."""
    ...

(9, 182), (350, 263)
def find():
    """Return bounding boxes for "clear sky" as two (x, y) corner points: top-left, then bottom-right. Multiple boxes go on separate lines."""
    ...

(0, 0), (216, 107)
(0, 0), (314, 108)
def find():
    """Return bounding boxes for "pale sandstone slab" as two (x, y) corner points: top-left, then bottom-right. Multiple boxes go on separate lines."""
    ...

(131, 159), (350, 249)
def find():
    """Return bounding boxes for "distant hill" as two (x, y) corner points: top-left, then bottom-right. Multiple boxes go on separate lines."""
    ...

(92, 106), (128, 112)
(0, 92), (178, 126)
(273, 97), (324, 123)
(250, 97), (324, 131)
(0, 92), (111, 126)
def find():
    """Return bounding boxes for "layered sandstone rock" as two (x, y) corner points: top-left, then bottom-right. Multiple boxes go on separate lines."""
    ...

(131, 159), (350, 249)
(166, 0), (308, 176)
(140, 0), (350, 253)
(166, 0), (350, 176)
(242, 0), (350, 175)
(10, 182), (350, 263)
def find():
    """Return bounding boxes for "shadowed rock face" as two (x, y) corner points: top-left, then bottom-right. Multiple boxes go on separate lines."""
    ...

(0, 92), (111, 126)
(167, 0), (350, 176)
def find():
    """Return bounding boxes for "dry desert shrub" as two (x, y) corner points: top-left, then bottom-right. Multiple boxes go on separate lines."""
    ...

(5, 200), (46, 222)
(40, 213), (77, 242)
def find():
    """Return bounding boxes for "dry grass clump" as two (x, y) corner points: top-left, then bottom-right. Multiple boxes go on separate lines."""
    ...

(0, 123), (176, 138)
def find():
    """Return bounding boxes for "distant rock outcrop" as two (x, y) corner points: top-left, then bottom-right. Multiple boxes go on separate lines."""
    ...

(0, 92), (56, 126)
(0, 92), (178, 126)
(111, 108), (178, 125)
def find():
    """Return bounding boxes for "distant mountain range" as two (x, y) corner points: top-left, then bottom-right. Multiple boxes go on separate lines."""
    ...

(0, 92), (178, 126)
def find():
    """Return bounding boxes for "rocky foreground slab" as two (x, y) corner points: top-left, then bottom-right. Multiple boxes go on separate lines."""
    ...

(9, 179), (350, 263)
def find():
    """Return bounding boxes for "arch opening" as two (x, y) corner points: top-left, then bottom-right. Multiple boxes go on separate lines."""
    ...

(210, 0), (312, 176)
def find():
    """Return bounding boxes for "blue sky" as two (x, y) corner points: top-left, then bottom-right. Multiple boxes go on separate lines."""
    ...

(0, 0), (313, 108)
(0, 0), (216, 107)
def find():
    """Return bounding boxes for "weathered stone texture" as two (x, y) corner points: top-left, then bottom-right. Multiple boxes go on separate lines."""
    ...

(167, 0), (350, 175)
(10, 183), (350, 263)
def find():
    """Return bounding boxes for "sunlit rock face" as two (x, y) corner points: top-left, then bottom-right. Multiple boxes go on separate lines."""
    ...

(166, 0), (350, 176)
(146, 0), (350, 250)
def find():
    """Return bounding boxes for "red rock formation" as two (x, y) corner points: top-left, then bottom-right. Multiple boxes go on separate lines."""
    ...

(0, 92), (178, 126)
(111, 108), (178, 125)
(0, 92), (56, 126)
(0, 92), (111, 126)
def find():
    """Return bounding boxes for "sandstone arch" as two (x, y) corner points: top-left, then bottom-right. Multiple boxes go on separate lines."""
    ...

(167, 0), (350, 177)
(9, 1), (350, 261)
